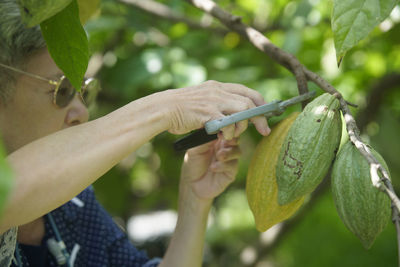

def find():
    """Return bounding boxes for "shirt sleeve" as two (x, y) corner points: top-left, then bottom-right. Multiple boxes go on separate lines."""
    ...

(142, 257), (163, 267)
(0, 227), (17, 267)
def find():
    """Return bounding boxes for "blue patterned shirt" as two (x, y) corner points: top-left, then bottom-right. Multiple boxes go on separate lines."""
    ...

(12, 187), (161, 267)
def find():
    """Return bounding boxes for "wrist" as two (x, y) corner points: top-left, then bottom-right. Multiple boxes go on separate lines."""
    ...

(124, 90), (175, 134)
(156, 89), (179, 132)
(161, 184), (210, 267)
(178, 182), (213, 220)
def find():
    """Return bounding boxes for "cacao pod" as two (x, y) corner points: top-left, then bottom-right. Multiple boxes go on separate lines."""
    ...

(331, 141), (391, 249)
(246, 112), (304, 232)
(276, 93), (342, 205)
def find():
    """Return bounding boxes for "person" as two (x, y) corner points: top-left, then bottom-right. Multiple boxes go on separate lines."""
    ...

(0, 1), (270, 266)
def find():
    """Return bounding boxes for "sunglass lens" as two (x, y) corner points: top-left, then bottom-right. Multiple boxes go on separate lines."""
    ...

(82, 79), (100, 107)
(56, 78), (76, 108)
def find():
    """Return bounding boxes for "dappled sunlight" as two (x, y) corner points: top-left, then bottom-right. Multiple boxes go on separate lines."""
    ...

(260, 223), (283, 246)
(240, 245), (257, 265)
(127, 210), (177, 243)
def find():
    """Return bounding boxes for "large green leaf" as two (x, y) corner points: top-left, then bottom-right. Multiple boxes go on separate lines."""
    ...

(40, 0), (89, 92)
(17, 0), (99, 27)
(77, 0), (100, 24)
(332, 0), (398, 65)
(17, 0), (72, 27)
(0, 140), (13, 218)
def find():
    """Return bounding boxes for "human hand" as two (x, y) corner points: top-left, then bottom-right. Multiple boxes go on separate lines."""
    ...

(165, 80), (270, 140)
(161, 136), (240, 267)
(179, 135), (241, 203)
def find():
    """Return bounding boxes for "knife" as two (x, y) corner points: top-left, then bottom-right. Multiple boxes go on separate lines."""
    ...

(173, 91), (316, 151)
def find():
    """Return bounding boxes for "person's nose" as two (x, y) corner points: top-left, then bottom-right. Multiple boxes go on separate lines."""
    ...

(64, 94), (89, 126)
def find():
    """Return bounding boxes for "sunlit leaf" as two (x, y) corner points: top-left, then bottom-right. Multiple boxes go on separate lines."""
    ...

(17, 0), (72, 27)
(77, 0), (100, 24)
(331, 0), (398, 65)
(40, 0), (89, 91)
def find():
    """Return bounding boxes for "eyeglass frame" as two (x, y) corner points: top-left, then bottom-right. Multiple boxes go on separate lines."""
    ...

(0, 62), (98, 108)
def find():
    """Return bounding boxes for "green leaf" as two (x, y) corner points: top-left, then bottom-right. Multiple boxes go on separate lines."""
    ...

(77, 0), (100, 24)
(331, 0), (398, 65)
(17, 0), (72, 27)
(0, 140), (13, 219)
(40, 0), (89, 92)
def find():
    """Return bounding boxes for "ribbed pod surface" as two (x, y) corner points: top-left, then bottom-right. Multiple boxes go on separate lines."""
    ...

(276, 93), (342, 205)
(331, 141), (391, 249)
(246, 112), (304, 232)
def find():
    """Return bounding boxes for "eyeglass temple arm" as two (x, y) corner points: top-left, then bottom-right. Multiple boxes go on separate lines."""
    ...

(0, 62), (55, 84)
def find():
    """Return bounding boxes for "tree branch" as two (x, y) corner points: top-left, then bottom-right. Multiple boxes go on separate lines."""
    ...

(186, 0), (400, 262)
(252, 70), (398, 259)
(394, 206), (400, 265)
(118, 0), (228, 34)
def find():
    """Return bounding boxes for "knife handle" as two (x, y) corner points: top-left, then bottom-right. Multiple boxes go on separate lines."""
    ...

(205, 100), (281, 134)
(173, 107), (284, 151)
(173, 129), (218, 151)
(173, 91), (316, 151)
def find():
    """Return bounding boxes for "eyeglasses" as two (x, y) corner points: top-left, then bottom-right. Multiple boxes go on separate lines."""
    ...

(0, 62), (100, 108)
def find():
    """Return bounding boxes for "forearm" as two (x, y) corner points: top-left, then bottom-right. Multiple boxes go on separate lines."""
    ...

(160, 186), (212, 267)
(1, 92), (170, 232)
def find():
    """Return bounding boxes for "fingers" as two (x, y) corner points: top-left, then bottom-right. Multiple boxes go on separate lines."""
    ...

(215, 145), (241, 162)
(213, 137), (240, 163)
(221, 124), (235, 140)
(220, 119), (268, 140)
(250, 115), (271, 136)
(210, 159), (239, 177)
(169, 80), (270, 136)
(212, 82), (270, 137)
(186, 139), (216, 156)
(234, 120), (248, 138)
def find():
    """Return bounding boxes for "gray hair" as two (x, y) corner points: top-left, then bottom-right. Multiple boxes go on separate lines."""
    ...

(0, 0), (46, 102)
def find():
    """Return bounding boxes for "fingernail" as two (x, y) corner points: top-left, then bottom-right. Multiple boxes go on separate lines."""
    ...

(264, 127), (271, 136)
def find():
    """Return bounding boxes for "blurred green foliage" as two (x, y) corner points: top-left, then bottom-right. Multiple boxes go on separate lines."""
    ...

(86, 0), (400, 266)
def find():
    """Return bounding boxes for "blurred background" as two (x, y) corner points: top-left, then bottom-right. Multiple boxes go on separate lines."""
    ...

(83, 0), (400, 266)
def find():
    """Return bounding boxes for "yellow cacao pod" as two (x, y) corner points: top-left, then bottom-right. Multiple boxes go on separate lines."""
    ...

(246, 112), (304, 232)
(331, 141), (391, 249)
(276, 93), (342, 205)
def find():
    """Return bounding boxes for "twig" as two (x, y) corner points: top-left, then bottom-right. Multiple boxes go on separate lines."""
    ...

(186, 0), (400, 262)
(291, 60), (309, 109)
(253, 70), (397, 259)
(393, 206), (400, 265)
(118, 0), (228, 34)
(339, 98), (400, 211)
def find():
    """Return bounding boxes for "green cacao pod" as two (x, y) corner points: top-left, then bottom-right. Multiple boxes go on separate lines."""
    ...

(276, 93), (342, 205)
(331, 141), (391, 249)
(246, 112), (304, 232)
